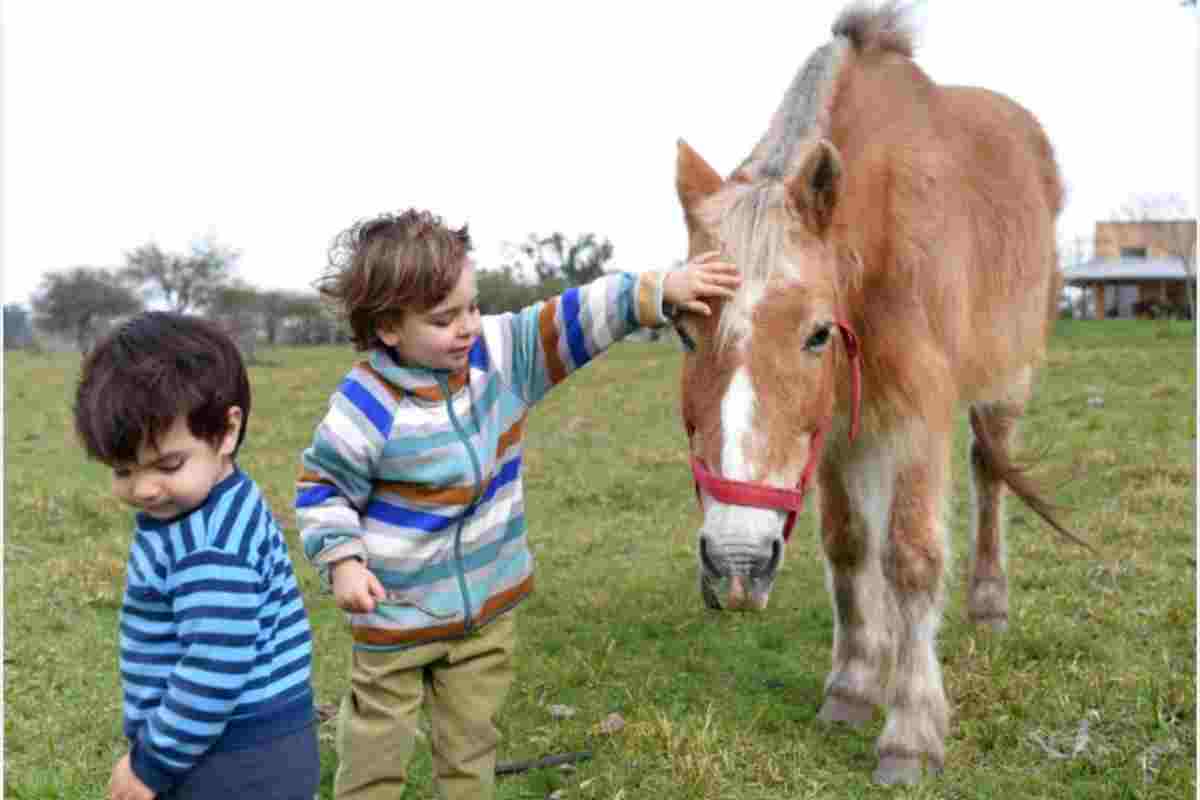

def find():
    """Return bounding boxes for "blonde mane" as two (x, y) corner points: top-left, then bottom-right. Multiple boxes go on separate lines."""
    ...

(737, 1), (919, 184)
(715, 181), (794, 350)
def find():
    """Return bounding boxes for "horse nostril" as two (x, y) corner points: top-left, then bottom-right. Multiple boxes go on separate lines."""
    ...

(700, 535), (724, 577)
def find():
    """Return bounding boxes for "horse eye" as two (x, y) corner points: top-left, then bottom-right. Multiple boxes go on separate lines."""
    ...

(805, 324), (832, 351)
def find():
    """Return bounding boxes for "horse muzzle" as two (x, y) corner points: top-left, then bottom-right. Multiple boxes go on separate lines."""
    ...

(699, 534), (781, 611)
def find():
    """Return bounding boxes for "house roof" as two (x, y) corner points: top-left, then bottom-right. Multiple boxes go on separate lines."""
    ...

(1062, 257), (1191, 284)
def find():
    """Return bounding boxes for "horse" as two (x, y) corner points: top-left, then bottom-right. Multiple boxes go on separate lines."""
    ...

(670, 1), (1087, 785)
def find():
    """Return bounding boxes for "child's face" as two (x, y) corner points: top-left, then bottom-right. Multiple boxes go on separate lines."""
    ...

(379, 259), (481, 371)
(110, 410), (240, 520)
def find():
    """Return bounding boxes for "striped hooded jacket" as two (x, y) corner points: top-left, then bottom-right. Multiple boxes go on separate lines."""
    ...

(296, 271), (668, 650)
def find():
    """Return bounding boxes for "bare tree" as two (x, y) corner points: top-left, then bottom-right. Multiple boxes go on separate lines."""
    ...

(1056, 233), (1094, 318)
(284, 297), (347, 346)
(1057, 232), (1093, 270)
(476, 264), (545, 314)
(507, 232), (615, 288)
(259, 289), (321, 346)
(208, 282), (263, 363)
(121, 235), (239, 313)
(31, 267), (143, 351)
(1112, 192), (1197, 320)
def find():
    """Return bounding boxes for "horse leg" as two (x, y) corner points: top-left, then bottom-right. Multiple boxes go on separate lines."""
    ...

(815, 453), (896, 728)
(967, 375), (1031, 632)
(874, 427), (951, 785)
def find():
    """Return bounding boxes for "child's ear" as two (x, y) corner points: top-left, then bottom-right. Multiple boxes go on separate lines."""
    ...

(219, 406), (244, 457)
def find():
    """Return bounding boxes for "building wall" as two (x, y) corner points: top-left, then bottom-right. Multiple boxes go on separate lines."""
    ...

(1094, 220), (1197, 260)
(1085, 280), (1189, 318)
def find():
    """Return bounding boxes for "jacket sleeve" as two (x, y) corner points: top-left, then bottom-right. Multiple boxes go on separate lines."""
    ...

(127, 549), (263, 794)
(295, 367), (392, 587)
(495, 270), (668, 406)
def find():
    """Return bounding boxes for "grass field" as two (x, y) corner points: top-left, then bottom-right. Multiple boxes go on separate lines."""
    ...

(3, 319), (1195, 799)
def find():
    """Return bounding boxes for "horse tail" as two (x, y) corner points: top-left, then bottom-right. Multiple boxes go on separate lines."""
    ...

(968, 407), (1096, 553)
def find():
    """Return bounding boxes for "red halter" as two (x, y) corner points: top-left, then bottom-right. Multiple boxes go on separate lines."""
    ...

(686, 321), (862, 541)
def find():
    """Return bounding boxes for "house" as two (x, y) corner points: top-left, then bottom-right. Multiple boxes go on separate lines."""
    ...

(1062, 219), (1196, 319)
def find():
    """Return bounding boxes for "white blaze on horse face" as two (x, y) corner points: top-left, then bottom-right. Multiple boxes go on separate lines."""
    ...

(720, 368), (756, 482)
(703, 366), (788, 538)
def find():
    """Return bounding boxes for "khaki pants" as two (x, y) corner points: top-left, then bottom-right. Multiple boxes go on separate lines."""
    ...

(334, 612), (517, 800)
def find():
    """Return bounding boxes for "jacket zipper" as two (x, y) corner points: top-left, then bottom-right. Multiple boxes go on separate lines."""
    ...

(440, 373), (485, 633)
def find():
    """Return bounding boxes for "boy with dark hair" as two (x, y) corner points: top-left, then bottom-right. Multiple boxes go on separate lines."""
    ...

(75, 312), (318, 800)
(297, 207), (739, 799)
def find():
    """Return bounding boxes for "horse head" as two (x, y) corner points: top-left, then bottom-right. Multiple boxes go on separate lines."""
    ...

(674, 137), (861, 612)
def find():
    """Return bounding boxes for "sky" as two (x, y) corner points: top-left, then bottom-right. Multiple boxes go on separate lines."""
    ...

(2, 2), (1197, 308)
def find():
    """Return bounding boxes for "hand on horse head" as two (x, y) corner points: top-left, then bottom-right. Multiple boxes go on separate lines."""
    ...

(663, 251), (741, 317)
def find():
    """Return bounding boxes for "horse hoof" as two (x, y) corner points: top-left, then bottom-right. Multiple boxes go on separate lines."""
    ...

(968, 578), (1009, 631)
(818, 694), (874, 727)
(874, 754), (923, 785)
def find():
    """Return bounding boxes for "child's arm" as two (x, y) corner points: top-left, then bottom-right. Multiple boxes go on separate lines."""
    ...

(494, 252), (737, 404)
(295, 365), (391, 588)
(123, 552), (266, 795)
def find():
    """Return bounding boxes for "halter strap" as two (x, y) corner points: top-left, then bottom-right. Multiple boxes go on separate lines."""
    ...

(689, 427), (823, 541)
(835, 320), (862, 441)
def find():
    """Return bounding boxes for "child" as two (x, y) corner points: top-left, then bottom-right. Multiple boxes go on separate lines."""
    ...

(295, 208), (739, 799)
(74, 312), (318, 800)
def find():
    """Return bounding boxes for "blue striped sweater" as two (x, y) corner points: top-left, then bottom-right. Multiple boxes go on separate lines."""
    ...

(121, 468), (315, 795)
(296, 271), (667, 649)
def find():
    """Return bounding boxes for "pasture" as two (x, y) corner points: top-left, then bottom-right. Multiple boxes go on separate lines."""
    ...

(3, 319), (1195, 799)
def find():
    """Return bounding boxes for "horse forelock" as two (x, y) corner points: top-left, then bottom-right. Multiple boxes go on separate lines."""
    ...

(710, 181), (844, 350)
(715, 181), (794, 351)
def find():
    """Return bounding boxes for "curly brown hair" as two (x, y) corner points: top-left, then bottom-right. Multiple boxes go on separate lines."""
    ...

(316, 208), (472, 351)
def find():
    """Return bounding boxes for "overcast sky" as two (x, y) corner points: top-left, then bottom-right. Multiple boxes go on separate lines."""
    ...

(3, 2), (1197, 307)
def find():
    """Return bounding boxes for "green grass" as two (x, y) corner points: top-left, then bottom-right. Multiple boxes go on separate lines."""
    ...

(4, 319), (1195, 798)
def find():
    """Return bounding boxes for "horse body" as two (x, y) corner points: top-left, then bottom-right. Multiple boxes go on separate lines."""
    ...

(674, 3), (1068, 784)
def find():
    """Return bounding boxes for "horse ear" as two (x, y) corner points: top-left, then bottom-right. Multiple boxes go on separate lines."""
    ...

(787, 139), (842, 235)
(676, 139), (724, 212)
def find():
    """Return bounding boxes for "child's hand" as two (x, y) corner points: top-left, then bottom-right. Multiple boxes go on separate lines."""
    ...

(331, 558), (386, 613)
(109, 753), (154, 800)
(663, 251), (741, 317)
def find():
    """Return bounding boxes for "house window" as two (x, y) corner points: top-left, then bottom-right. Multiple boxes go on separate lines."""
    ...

(1120, 246), (1148, 259)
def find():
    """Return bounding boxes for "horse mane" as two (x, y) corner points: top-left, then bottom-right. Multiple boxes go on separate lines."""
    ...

(747, 41), (848, 182)
(831, 1), (919, 58)
(737, 2), (919, 184)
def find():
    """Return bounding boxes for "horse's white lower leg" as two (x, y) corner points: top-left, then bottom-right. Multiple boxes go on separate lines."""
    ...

(817, 446), (898, 724)
(820, 554), (894, 724)
(874, 441), (951, 785)
(875, 587), (948, 784)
